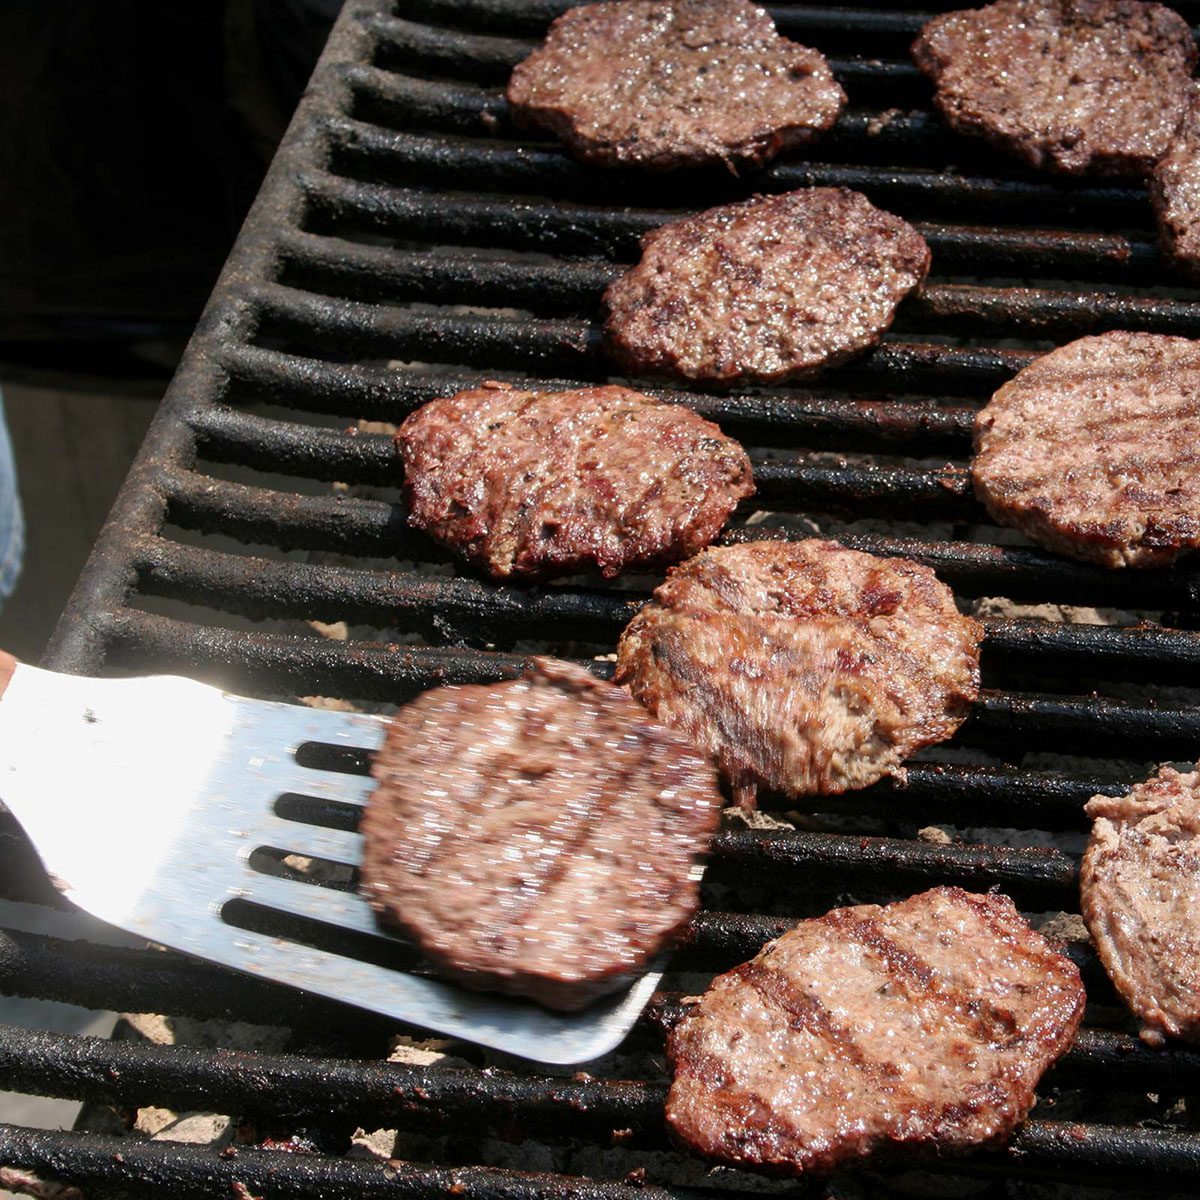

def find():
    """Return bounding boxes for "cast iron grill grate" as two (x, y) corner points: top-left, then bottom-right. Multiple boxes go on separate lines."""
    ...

(4, 0), (1200, 1194)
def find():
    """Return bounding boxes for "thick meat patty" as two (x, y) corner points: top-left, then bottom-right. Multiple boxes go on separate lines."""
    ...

(603, 189), (929, 386)
(396, 381), (753, 581)
(1082, 763), (1200, 1045)
(1151, 87), (1200, 279)
(667, 887), (1085, 1175)
(360, 659), (721, 1011)
(506, 0), (845, 172)
(912, 0), (1196, 178)
(614, 540), (982, 806)
(972, 332), (1200, 569)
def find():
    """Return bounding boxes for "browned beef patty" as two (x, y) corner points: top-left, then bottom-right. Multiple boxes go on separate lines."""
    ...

(1082, 763), (1200, 1045)
(912, 0), (1196, 177)
(396, 381), (753, 581)
(667, 887), (1085, 1175)
(360, 659), (721, 1011)
(603, 189), (930, 385)
(506, 0), (845, 172)
(972, 332), (1200, 569)
(1151, 86), (1200, 278)
(614, 540), (982, 806)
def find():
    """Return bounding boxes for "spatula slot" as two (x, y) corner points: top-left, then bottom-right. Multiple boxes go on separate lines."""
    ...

(273, 792), (363, 832)
(221, 896), (422, 973)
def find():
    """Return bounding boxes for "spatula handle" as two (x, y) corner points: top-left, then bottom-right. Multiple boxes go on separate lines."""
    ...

(0, 651), (16, 698)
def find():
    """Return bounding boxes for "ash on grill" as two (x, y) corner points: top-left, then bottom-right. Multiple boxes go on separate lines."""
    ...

(5, 1), (1200, 1197)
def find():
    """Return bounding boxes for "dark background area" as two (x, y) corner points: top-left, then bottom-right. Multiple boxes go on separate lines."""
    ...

(0, 0), (338, 373)
(0, 0), (338, 659)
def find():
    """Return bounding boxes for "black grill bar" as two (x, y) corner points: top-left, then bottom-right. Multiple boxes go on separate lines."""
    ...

(326, 119), (1149, 226)
(0, 927), (354, 1032)
(918, 285), (1200, 339)
(1, 918), (1102, 1031)
(399, 0), (1200, 36)
(279, 226), (1165, 323)
(95, 608), (1200, 761)
(403, 2), (932, 37)
(253, 282), (606, 376)
(273, 235), (1200, 339)
(710, 828), (1077, 902)
(364, 11), (916, 79)
(133, 534), (1200, 684)
(188, 428), (980, 519)
(215, 353), (982, 446)
(301, 169), (1159, 282)
(220, 343), (966, 430)
(251, 277), (1038, 385)
(827, 530), (1200, 608)
(2, 1025), (1196, 1152)
(339, 65), (944, 157)
(190, 407), (401, 485)
(4, 1118), (1200, 1196)
(299, 177), (1146, 301)
(134, 536), (637, 636)
(365, 14), (936, 114)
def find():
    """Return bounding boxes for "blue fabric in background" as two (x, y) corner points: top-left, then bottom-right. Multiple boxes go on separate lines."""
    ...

(0, 395), (24, 605)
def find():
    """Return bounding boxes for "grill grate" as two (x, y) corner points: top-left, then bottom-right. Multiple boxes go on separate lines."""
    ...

(6, 0), (1200, 1193)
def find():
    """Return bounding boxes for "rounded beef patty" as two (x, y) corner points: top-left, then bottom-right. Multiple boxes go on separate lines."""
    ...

(614, 539), (982, 806)
(667, 887), (1086, 1175)
(972, 332), (1200, 569)
(1151, 86), (1200, 279)
(1082, 763), (1200, 1046)
(912, 0), (1196, 177)
(359, 659), (721, 1011)
(505, 0), (845, 172)
(603, 189), (930, 385)
(396, 381), (753, 581)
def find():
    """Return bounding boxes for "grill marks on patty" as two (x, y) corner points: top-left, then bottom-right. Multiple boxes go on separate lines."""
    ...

(396, 381), (753, 582)
(603, 189), (931, 385)
(615, 540), (982, 806)
(912, 0), (1197, 177)
(360, 659), (721, 1011)
(1082, 763), (1200, 1045)
(666, 888), (1086, 1175)
(972, 332), (1200, 568)
(505, 0), (845, 172)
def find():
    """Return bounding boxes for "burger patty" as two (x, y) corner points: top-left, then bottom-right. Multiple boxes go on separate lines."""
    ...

(359, 659), (721, 1011)
(505, 0), (845, 172)
(667, 887), (1086, 1175)
(972, 332), (1200, 569)
(1151, 87), (1200, 279)
(912, 0), (1196, 177)
(396, 381), (753, 581)
(1082, 763), (1200, 1046)
(603, 189), (930, 385)
(614, 539), (982, 806)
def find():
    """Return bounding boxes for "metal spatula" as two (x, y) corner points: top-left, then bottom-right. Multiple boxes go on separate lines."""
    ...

(0, 653), (675, 1064)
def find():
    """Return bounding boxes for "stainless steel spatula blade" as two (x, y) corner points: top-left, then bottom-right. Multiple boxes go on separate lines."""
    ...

(0, 657), (671, 1064)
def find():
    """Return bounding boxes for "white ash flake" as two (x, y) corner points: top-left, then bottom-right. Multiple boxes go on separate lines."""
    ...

(135, 1107), (234, 1147)
(917, 825), (953, 845)
(349, 1127), (400, 1160)
(724, 806), (794, 832)
(387, 1034), (470, 1069)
